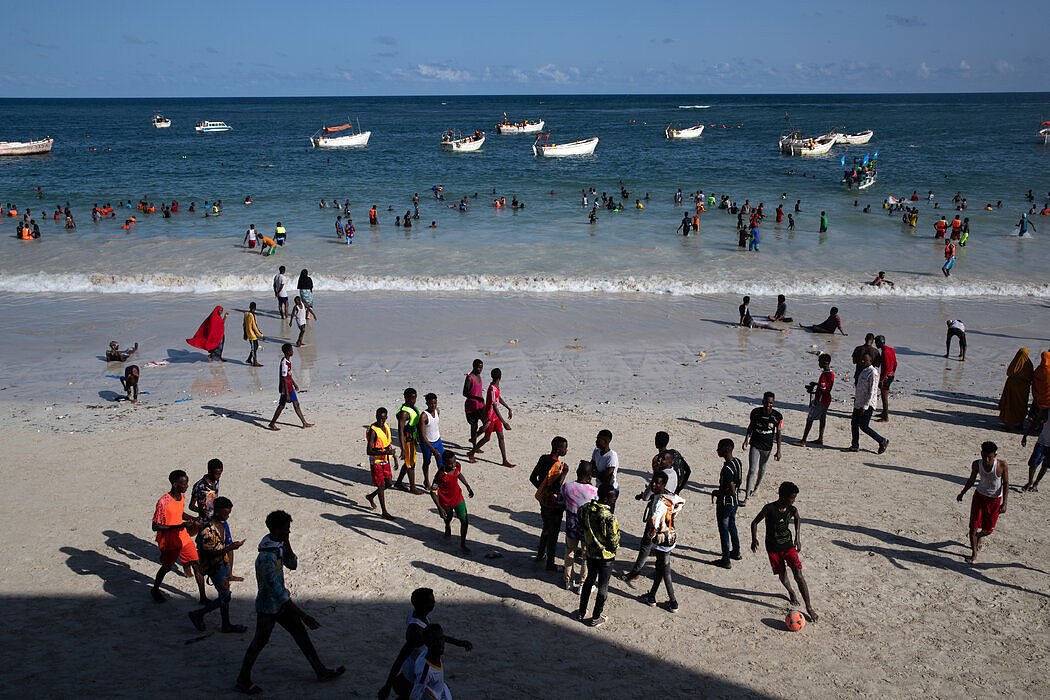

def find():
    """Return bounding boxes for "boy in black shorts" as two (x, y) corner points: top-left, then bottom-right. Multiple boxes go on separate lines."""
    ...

(750, 481), (818, 622)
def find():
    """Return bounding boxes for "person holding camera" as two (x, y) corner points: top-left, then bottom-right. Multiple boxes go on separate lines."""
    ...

(794, 353), (835, 447)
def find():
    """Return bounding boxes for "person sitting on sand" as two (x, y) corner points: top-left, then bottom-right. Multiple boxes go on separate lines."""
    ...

(767, 294), (789, 322)
(120, 364), (140, 403)
(800, 307), (847, 335)
(739, 296), (788, 332)
(106, 341), (138, 362)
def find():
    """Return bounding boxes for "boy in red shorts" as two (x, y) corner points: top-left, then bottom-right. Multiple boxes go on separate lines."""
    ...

(957, 441), (1008, 564)
(750, 481), (818, 622)
(432, 451), (474, 554)
(151, 469), (208, 604)
(366, 407), (399, 520)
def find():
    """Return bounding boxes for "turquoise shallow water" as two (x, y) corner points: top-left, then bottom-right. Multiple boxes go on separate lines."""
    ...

(1, 93), (1048, 296)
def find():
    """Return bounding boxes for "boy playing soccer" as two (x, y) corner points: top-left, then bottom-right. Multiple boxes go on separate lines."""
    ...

(750, 481), (819, 622)
(432, 452), (474, 553)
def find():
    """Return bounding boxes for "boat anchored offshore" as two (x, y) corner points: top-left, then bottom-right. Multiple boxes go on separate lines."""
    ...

(441, 130), (485, 152)
(833, 129), (873, 145)
(195, 121), (232, 133)
(152, 114), (171, 129)
(495, 117), (544, 134)
(311, 120), (371, 148)
(532, 134), (599, 157)
(779, 132), (834, 156)
(665, 123), (704, 139)
(0, 137), (54, 156)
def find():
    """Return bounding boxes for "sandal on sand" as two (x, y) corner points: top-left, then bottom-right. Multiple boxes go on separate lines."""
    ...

(235, 682), (263, 695)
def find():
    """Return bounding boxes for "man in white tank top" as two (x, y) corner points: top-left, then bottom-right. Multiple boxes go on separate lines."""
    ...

(419, 393), (443, 488)
(957, 441), (1008, 564)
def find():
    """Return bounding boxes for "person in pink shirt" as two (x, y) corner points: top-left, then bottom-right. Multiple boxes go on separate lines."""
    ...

(462, 359), (485, 452)
(875, 335), (897, 422)
(467, 368), (514, 468)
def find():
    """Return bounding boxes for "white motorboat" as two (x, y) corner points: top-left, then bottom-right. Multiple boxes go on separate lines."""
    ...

(152, 114), (171, 128)
(532, 135), (598, 157)
(780, 132), (834, 156)
(310, 121), (371, 148)
(495, 119), (544, 134)
(195, 121), (232, 133)
(665, 123), (704, 139)
(834, 129), (873, 145)
(1040, 121), (1050, 145)
(0, 137), (54, 156)
(441, 131), (485, 152)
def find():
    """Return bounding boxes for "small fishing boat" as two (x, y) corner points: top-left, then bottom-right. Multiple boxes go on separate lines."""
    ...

(665, 123), (704, 139)
(842, 153), (878, 190)
(441, 131), (485, 152)
(834, 129), (873, 145)
(780, 132), (834, 156)
(195, 121), (232, 133)
(0, 137), (54, 156)
(310, 120), (371, 148)
(532, 134), (598, 157)
(495, 118), (544, 134)
(1040, 121), (1050, 145)
(152, 114), (171, 129)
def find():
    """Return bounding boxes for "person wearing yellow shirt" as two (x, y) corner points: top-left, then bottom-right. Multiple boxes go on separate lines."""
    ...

(243, 302), (264, 367)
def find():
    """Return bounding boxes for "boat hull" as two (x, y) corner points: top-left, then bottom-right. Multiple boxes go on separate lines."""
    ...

(835, 130), (873, 145)
(153, 122), (171, 129)
(441, 135), (485, 152)
(195, 121), (232, 133)
(533, 137), (598, 157)
(312, 131), (371, 148)
(665, 125), (704, 139)
(781, 136), (834, 156)
(496, 121), (544, 134)
(0, 137), (54, 156)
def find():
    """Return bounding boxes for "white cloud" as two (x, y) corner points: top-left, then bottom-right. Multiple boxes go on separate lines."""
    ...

(536, 64), (569, 82)
(511, 68), (529, 82)
(416, 64), (472, 81)
(959, 60), (970, 71)
(994, 58), (1014, 73)
(918, 61), (930, 79)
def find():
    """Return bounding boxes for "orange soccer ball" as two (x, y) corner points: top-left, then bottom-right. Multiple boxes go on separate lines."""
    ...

(785, 610), (806, 632)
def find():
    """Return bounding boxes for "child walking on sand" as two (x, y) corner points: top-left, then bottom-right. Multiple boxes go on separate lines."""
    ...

(750, 481), (819, 622)
(467, 368), (515, 467)
(432, 452), (474, 553)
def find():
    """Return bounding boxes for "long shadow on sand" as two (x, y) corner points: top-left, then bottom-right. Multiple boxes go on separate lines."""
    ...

(102, 530), (161, 562)
(862, 461), (967, 486)
(913, 389), (998, 412)
(261, 477), (357, 509)
(199, 405), (268, 428)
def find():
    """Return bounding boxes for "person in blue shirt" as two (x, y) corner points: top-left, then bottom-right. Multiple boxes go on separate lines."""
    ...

(235, 510), (344, 694)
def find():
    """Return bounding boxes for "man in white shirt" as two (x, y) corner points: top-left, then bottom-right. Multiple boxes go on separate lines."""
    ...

(590, 430), (620, 512)
(273, 265), (289, 321)
(945, 319), (966, 361)
(848, 354), (888, 454)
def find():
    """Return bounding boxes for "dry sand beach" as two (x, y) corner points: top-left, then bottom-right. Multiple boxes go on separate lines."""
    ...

(1, 291), (1048, 698)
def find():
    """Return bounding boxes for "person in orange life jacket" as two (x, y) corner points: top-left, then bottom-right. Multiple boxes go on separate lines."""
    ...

(942, 239), (957, 277)
(934, 216), (948, 238)
(530, 436), (569, 571)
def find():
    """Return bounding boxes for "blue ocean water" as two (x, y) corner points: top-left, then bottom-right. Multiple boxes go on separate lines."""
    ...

(1, 93), (1048, 297)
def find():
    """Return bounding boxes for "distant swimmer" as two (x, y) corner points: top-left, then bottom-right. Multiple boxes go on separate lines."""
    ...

(869, 271), (895, 288)
(244, 196), (253, 205)
(1017, 213), (1036, 237)
(428, 221), (436, 228)
(369, 205), (379, 225)
(799, 307), (847, 336)
(676, 213), (690, 236)
(818, 211), (828, 233)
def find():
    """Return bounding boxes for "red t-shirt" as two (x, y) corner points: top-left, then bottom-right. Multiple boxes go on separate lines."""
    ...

(817, 369), (835, 407)
(435, 465), (464, 508)
(880, 347), (897, 377)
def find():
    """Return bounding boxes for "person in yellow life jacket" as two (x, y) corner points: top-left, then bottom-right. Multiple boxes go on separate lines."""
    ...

(531, 436), (569, 570)
(369, 205), (379, 225)
(910, 212), (918, 228)
(636, 200), (644, 210)
(934, 217), (948, 238)
(950, 215), (963, 239)
(365, 407), (399, 520)
(394, 388), (425, 494)
(274, 222), (286, 246)
(942, 240), (957, 277)
(639, 472), (683, 612)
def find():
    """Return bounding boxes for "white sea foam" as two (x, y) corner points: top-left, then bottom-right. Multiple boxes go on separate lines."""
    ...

(678, 105), (711, 109)
(2, 271), (1048, 298)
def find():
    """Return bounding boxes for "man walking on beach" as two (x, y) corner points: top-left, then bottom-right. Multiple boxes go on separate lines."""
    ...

(574, 484), (620, 627)
(267, 344), (313, 431)
(530, 436), (569, 571)
(235, 510), (345, 694)
(714, 438), (743, 568)
(151, 469), (208, 604)
(875, 336), (896, 422)
(463, 359), (485, 452)
(189, 496), (246, 634)
(957, 442), (1008, 564)
(467, 368), (515, 467)
(848, 353), (889, 454)
(366, 407), (399, 520)
(243, 302), (264, 367)
(273, 266), (289, 321)
(741, 392), (782, 505)
(852, 333), (879, 386)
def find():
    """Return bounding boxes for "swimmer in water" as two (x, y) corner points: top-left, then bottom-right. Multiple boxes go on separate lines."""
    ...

(869, 271), (895, 288)
(106, 341), (139, 362)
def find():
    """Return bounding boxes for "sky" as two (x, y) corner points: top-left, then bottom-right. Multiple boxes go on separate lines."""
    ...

(3, 0), (1047, 96)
